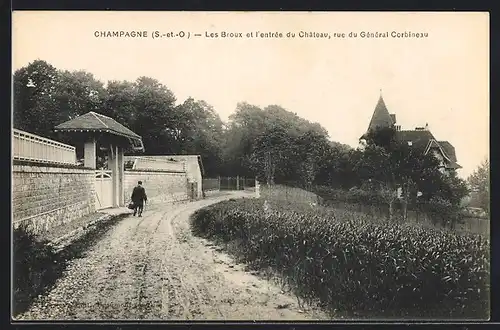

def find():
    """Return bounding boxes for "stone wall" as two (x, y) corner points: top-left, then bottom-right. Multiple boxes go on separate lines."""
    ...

(135, 155), (203, 199)
(124, 170), (189, 205)
(12, 162), (96, 234)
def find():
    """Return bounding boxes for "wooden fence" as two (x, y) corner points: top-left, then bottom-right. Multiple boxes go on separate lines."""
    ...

(13, 128), (76, 165)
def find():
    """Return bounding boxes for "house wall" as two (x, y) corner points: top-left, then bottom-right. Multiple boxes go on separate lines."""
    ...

(12, 163), (96, 234)
(123, 170), (189, 204)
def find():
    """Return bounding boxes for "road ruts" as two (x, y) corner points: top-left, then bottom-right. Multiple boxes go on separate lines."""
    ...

(15, 192), (329, 320)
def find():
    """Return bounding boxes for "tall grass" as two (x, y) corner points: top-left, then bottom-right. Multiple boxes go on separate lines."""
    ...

(191, 197), (490, 319)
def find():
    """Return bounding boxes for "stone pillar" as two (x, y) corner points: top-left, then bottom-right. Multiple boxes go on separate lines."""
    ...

(84, 138), (97, 169)
(117, 147), (124, 206)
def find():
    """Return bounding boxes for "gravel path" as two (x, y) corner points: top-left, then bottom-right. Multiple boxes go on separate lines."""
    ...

(15, 192), (327, 320)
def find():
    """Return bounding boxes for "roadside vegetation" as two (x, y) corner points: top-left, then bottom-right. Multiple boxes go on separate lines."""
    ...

(13, 224), (62, 316)
(13, 214), (129, 317)
(191, 187), (490, 319)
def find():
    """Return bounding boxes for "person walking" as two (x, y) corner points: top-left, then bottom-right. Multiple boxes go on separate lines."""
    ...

(131, 180), (147, 217)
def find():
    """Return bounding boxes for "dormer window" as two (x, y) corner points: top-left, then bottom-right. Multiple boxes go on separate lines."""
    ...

(358, 139), (367, 151)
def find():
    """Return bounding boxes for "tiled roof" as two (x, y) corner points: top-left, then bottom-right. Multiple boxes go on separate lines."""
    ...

(54, 112), (141, 139)
(367, 95), (394, 132)
(438, 141), (457, 163)
(395, 130), (436, 150)
(396, 130), (461, 169)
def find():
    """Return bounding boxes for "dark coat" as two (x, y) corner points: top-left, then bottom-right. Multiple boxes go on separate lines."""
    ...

(131, 185), (147, 205)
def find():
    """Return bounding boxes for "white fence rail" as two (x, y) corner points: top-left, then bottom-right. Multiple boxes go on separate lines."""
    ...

(13, 128), (77, 165)
(124, 156), (185, 172)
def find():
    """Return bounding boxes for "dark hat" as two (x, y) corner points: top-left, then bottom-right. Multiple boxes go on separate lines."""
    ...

(138, 181), (142, 184)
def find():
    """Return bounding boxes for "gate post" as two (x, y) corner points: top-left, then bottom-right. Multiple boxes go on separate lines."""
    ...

(84, 138), (97, 169)
(255, 177), (260, 198)
(117, 146), (124, 206)
(109, 145), (119, 208)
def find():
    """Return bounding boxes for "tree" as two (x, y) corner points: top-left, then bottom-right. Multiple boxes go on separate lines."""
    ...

(100, 80), (137, 128)
(13, 60), (62, 138)
(131, 76), (179, 155)
(221, 102), (267, 177)
(55, 70), (107, 119)
(354, 143), (400, 220)
(363, 126), (398, 152)
(14, 61), (108, 141)
(250, 124), (289, 184)
(355, 126), (464, 222)
(232, 103), (334, 184)
(175, 98), (225, 176)
(467, 158), (490, 214)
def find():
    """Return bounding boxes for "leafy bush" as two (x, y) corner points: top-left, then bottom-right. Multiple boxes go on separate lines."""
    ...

(417, 196), (465, 228)
(13, 224), (60, 315)
(191, 199), (490, 318)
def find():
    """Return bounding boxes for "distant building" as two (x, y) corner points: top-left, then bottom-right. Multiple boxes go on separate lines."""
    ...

(359, 94), (461, 175)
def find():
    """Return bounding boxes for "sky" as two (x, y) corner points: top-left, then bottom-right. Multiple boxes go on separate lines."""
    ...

(12, 11), (489, 179)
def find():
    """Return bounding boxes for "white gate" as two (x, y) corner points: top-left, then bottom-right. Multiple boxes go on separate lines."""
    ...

(95, 170), (113, 210)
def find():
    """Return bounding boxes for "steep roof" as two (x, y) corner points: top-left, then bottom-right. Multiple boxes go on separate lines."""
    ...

(54, 112), (144, 150)
(438, 141), (457, 163)
(360, 93), (461, 170)
(437, 141), (461, 169)
(367, 95), (394, 132)
(395, 130), (436, 150)
(396, 130), (461, 169)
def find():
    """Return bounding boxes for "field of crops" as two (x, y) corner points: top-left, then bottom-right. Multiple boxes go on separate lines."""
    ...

(191, 190), (490, 319)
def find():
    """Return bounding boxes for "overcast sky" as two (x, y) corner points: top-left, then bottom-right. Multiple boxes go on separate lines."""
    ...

(12, 11), (489, 179)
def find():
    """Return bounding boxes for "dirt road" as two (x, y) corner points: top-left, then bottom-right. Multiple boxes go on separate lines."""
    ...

(16, 192), (328, 320)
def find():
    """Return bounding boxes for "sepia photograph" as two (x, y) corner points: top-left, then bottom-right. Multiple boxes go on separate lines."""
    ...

(11, 11), (490, 321)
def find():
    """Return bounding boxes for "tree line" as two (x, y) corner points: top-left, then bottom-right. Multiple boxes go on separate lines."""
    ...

(14, 60), (487, 220)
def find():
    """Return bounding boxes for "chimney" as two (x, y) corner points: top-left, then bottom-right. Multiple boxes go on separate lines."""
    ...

(395, 125), (401, 131)
(425, 123), (429, 131)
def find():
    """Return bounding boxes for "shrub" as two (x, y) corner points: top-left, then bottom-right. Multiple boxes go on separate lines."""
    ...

(13, 224), (60, 315)
(418, 196), (466, 229)
(191, 199), (490, 318)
